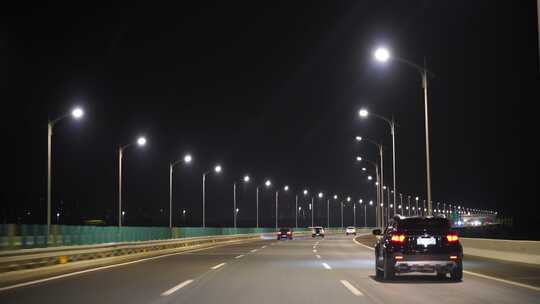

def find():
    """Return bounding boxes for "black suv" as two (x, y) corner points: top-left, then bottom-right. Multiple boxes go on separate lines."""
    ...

(373, 216), (463, 281)
(277, 228), (293, 240)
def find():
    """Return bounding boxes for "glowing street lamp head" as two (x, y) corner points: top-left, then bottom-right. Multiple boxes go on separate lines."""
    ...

(346, 196), (351, 202)
(362, 167), (367, 172)
(136, 136), (147, 146)
(369, 200), (373, 205)
(374, 47), (390, 62)
(356, 156), (362, 162)
(333, 195), (338, 200)
(72, 107), (84, 119)
(367, 175), (373, 181)
(359, 109), (369, 118)
(214, 165), (222, 173)
(265, 180), (272, 187)
(318, 192), (323, 198)
(303, 189), (308, 195)
(415, 196), (419, 201)
(284, 185), (289, 191)
(243, 175), (250, 182)
(355, 136), (362, 142)
(359, 199), (363, 204)
(183, 154), (192, 163)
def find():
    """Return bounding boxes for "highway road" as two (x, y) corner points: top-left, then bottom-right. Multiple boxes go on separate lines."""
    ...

(0, 234), (539, 303)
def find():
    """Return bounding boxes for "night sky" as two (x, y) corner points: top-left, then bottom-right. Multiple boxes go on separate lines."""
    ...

(4, 1), (539, 236)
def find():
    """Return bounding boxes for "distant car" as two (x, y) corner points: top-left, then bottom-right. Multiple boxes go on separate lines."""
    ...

(277, 228), (293, 240)
(311, 226), (325, 238)
(373, 216), (463, 281)
(346, 226), (356, 235)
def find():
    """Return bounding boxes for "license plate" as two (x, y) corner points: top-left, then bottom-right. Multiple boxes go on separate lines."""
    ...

(417, 237), (436, 247)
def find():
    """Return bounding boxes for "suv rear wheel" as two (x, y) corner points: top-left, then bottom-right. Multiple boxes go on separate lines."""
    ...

(383, 255), (395, 280)
(450, 260), (463, 281)
(375, 253), (383, 279)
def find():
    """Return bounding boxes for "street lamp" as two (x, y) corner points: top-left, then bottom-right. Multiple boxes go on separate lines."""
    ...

(274, 185), (289, 230)
(358, 108), (397, 216)
(373, 46), (434, 215)
(355, 137), (385, 228)
(118, 136), (147, 227)
(374, 47), (390, 62)
(233, 174), (250, 228)
(169, 153), (192, 229)
(255, 179), (272, 228)
(46, 106), (84, 232)
(202, 164), (222, 228)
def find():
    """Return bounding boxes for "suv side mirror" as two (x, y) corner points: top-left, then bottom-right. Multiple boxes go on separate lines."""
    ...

(372, 229), (382, 236)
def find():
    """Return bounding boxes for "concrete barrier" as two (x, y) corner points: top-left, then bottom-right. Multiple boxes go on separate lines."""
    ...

(461, 237), (540, 265)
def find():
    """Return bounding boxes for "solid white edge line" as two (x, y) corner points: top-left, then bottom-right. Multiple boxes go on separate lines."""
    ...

(322, 262), (332, 270)
(261, 245), (267, 249)
(351, 236), (540, 293)
(161, 279), (194, 296)
(211, 262), (226, 270)
(316, 255), (321, 259)
(235, 255), (244, 259)
(0, 244), (224, 292)
(340, 280), (363, 296)
(463, 270), (540, 292)
(313, 249), (317, 253)
(250, 249), (257, 253)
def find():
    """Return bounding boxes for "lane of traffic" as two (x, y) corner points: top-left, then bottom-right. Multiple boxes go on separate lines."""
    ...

(0, 239), (271, 304)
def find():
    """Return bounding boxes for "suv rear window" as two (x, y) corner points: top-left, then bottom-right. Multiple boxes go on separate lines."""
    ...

(280, 228), (290, 232)
(397, 217), (450, 230)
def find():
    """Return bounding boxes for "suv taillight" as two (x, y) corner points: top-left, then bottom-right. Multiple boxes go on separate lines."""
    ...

(390, 234), (406, 244)
(446, 233), (459, 243)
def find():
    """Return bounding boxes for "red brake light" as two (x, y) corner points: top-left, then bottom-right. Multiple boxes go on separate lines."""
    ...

(394, 255), (404, 260)
(287, 232), (291, 235)
(449, 255), (458, 260)
(447, 233), (459, 243)
(390, 234), (406, 244)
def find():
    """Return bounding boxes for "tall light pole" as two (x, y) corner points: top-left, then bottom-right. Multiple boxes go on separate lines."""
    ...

(118, 136), (147, 227)
(355, 136), (384, 228)
(330, 194), (338, 228)
(359, 109), (397, 215)
(295, 194), (299, 228)
(415, 196), (420, 216)
(202, 164), (222, 228)
(353, 200), (357, 227)
(373, 47), (433, 215)
(47, 107), (84, 233)
(275, 185), (289, 230)
(233, 175), (250, 228)
(356, 155), (382, 229)
(315, 192), (323, 227)
(256, 179), (272, 228)
(169, 154), (192, 229)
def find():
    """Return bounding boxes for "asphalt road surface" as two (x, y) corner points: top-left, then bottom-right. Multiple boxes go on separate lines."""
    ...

(0, 234), (539, 303)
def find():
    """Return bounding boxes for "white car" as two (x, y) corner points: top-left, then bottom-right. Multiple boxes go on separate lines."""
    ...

(345, 226), (356, 235)
(311, 226), (325, 238)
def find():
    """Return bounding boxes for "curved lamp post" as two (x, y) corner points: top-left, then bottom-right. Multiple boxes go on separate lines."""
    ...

(47, 107), (84, 232)
(169, 154), (192, 228)
(202, 164), (222, 228)
(118, 136), (147, 227)
(373, 47), (434, 215)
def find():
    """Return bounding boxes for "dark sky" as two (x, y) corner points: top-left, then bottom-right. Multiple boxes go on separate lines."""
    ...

(3, 1), (539, 234)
